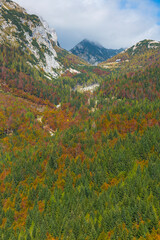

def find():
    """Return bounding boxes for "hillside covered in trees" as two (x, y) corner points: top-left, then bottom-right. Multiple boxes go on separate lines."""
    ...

(0, 42), (160, 239)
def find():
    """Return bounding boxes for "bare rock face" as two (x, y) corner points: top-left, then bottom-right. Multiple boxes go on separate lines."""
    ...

(0, 0), (61, 77)
(70, 39), (124, 65)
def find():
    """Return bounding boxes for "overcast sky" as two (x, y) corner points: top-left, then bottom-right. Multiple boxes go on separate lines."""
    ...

(14, 0), (160, 50)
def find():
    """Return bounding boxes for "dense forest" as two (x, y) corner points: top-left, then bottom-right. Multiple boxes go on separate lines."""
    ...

(0, 37), (160, 240)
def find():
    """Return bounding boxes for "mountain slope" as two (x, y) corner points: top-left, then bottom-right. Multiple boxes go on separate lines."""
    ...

(0, 0), (61, 77)
(70, 39), (124, 65)
(124, 39), (160, 56)
(0, 0), (88, 78)
(100, 39), (160, 71)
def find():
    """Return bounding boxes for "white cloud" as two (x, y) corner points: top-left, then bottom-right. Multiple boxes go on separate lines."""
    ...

(14, 0), (160, 49)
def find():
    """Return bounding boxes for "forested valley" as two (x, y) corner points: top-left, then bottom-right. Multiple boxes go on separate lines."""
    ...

(0, 40), (160, 240)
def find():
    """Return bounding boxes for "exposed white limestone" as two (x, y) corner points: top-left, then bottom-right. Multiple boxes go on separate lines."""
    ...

(77, 84), (100, 93)
(69, 68), (81, 74)
(0, 0), (61, 77)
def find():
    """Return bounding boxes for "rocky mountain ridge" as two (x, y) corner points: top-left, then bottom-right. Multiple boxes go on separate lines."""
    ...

(70, 39), (124, 65)
(99, 39), (160, 71)
(124, 39), (160, 55)
(0, 0), (61, 77)
(105, 39), (160, 63)
(0, 0), (87, 78)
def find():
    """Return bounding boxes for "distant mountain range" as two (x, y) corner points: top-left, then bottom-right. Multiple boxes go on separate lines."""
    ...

(70, 39), (124, 65)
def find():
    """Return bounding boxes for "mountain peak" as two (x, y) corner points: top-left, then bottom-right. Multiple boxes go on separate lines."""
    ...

(0, 0), (26, 13)
(70, 39), (123, 65)
(82, 39), (104, 48)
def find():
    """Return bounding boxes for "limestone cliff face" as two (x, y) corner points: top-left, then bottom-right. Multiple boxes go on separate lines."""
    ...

(0, 0), (61, 77)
